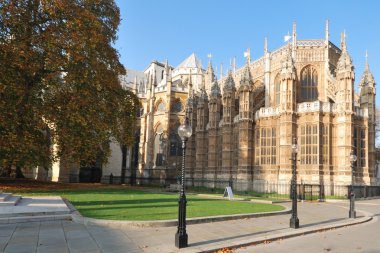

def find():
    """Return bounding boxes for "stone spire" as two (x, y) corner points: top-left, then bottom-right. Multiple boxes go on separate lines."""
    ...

(207, 53), (214, 77)
(337, 31), (354, 74)
(164, 59), (169, 74)
(223, 71), (235, 93)
(233, 56), (236, 75)
(188, 69), (193, 96)
(340, 31), (346, 51)
(240, 62), (252, 89)
(325, 18), (329, 43)
(264, 37), (268, 54)
(292, 20), (297, 43)
(281, 43), (296, 80)
(187, 69), (194, 109)
(164, 59), (171, 83)
(210, 78), (221, 98)
(244, 48), (251, 66)
(365, 50), (370, 72)
(359, 50), (375, 88)
(220, 62), (223, 79)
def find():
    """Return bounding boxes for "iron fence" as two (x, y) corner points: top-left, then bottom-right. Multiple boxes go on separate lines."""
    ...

(101, 173), (380, 201)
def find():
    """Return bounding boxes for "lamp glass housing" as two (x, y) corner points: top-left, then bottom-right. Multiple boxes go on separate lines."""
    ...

(178, 119), (192, 140)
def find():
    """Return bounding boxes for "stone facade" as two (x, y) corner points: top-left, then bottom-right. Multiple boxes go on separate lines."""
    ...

(118, 21), (377, 190)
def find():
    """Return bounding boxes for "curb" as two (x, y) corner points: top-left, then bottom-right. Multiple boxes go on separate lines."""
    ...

(201, 215), (373, 253)
(65, 196), (291, 228)
(71, 207), (291, 228)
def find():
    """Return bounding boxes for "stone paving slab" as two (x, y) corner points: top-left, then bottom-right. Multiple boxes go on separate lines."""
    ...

(0, 200), (374, 253)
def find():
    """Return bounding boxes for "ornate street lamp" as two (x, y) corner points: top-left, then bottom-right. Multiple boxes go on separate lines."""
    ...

(290, 137), (299, 229)
(175, 116), (192, 248)
(349, 150), (357, 218)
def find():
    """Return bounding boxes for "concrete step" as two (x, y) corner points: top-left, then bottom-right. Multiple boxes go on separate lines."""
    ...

(0, 193), (12, 201)
(0, 209), (71, 218)
(0, 195), (21, 206)
(0, 214), (72, 224)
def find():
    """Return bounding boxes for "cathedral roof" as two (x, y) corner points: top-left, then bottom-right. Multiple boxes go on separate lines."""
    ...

(119, 68), (146, 90)
(175, 53), (202, 70)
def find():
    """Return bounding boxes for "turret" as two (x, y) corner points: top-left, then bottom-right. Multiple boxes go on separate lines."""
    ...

(222, 72), (236, 124)
(280, 43), (297, 111)
(209, 78), (222, 129)
(194, 75), (209, 182)
(336, 31), (355, 112)
(238, 62), (253, 120)
(359, 51), (376, 122)
(205, 54), (216, 94)
(237, 61), (254, 186)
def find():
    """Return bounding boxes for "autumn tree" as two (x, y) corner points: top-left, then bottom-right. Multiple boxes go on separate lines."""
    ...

(111, 88), (139, 183)
(0, 0), (134, 177)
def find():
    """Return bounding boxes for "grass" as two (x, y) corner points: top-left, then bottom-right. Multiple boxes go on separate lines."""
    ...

(8, 186), (285, 220)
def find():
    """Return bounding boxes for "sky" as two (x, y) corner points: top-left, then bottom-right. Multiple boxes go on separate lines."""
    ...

(114, 0), (379, 104)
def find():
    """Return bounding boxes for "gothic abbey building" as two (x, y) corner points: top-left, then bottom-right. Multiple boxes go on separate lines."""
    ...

(105, 21), (377, 190)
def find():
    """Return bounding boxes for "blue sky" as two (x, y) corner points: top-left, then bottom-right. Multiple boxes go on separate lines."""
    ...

(114, 0), (379, 104)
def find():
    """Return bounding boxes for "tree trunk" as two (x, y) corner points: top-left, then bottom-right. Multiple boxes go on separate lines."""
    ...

(10, 165), (17, 178)
(121, 145), (127, 184)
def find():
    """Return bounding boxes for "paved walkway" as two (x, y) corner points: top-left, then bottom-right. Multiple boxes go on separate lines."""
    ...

(0, 200), (373, 253)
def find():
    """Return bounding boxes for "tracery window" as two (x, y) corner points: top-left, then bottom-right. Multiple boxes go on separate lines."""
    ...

(300, 66), (318, 101)
(138, 81), (145, 93)
(255, 127), (276, 165)
(169, 128), (182, 156)
(360, 129), (366, 167)
(321, 125), (329, 164)
(275, 74), (281, 105)
(171, 100), (182, 113)
(255, 128), (260, 165)
(354, 127), (366, 167)
(154, 125), (164, 166)
(300, 124), (318, 164)
(156, 101), (166, 112)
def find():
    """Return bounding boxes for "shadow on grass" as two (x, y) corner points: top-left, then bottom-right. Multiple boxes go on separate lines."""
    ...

(76, 203), (178, 210)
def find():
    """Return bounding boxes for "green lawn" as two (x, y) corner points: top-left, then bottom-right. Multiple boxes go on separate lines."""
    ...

(11, 187), (285, 220)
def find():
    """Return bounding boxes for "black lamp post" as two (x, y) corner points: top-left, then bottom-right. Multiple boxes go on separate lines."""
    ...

(290, 137), (299, 229)
(349, 150), (357, 218)
(175, 116), (192, 248)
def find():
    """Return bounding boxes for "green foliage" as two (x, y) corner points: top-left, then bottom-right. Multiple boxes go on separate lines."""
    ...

(0, 0), (137, 170)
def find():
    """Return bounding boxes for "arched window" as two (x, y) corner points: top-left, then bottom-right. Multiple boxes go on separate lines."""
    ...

(301, 66), (318, 101)
(274, 74), (281, 105)
(171, 99), (183, 113)
(156, 101), (166, 112)
(169, 129), (182, 156)
(154, 125), (164, 166)
(138, 81), (145, 93)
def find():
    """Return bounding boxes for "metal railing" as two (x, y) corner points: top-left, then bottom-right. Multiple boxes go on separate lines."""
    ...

(101, 174), (380, 201)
